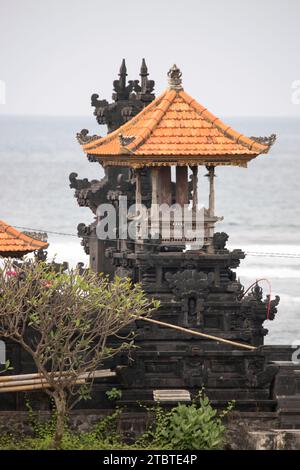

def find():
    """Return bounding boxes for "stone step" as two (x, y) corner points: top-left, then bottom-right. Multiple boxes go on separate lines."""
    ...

(277, 396), (300, 429)
(153, 389), (191, 402)
(247, 430), (300, 449)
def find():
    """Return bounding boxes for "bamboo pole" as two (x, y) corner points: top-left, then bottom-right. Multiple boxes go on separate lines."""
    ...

(0, 379), (86, 393)
(0, 369), (115, 383)
(0, 377), (51, 388)
(135, 316), (256, 351)
(0, 370), (115, 389)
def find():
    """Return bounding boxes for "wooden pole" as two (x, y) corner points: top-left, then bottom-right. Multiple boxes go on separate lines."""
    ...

(176, 166), (189, 206)
(151, 168), (160, 239)
(151, 167), (159, 206)
(191, 166), (198, 215)
(135, 169), (142, 207)
(0, 379), (86, 393)
(208, 166), (215, 217)
(135, 315), (256, 351)
(159, 167), (172, 205)
(0, 369), (115, 383)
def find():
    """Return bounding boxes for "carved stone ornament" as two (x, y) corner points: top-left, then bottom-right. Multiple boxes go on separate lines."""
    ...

(250, 134), (277, 147)
(165, 269), (214, 298)
(167, 64), (183, 91)
(91, 59), (155, 132)
(213, 232), (229, 250)
(76, 129), (100, 145)
(118, 134), (135, 147)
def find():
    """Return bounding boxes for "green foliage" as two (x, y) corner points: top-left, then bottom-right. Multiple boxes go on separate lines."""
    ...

(0, 393), (233, 450)
(157, 400), (223, 450)
(0, 259), (160, 448)
(0, 407), (127, 450)
(106, 387), (122, 401)
(26, 398), (59, 441)
(0, 360), (13, 374)
(137, 392), (234, 450)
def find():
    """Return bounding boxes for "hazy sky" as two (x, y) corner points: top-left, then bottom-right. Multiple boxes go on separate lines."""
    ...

(1, 0), (300, 117)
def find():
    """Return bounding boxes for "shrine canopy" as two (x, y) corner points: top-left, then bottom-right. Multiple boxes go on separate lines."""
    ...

(79, 65), (275, 169)
(0, 220), (48, 258)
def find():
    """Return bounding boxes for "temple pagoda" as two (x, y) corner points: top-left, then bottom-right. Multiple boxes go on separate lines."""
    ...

(0, 220), (48, 258)
(78, 64), (275, 250)
(69, 63), (286, 413)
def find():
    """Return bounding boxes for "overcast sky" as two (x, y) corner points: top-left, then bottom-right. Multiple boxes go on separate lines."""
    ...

(0, 0), (300, 117)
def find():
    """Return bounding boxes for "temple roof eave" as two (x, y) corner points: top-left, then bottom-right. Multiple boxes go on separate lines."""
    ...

(86, 152), (264, 169)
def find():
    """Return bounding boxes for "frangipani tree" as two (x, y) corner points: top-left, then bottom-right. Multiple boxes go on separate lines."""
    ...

(0, 259), (158, 448)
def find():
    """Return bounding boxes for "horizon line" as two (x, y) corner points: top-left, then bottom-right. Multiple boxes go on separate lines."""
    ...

(1, 113), (300, 120)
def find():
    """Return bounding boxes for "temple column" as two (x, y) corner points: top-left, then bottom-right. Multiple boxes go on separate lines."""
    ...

(151, 167), (160, 238)
(134, 169), (143, 244)
(176, 166), (188, 206)
(191, 166), (198, 215)
(159, 167), (172, 205)
(135, 169), (142, 207)
(151, 167), (159, 205)
(208, 166), (215, 217)
(206, 165), (216, 252)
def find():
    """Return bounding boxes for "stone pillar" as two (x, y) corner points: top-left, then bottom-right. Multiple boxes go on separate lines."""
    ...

(176, 166), (188, 206)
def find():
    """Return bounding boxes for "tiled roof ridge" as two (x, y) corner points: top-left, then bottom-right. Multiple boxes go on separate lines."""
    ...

(179, 90), (269, 154)
(0, 220), (49, 251)
(82, 90), (168, 152)
(127, 89), (177, 153)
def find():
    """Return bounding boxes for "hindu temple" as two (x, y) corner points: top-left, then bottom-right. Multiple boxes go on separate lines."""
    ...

(1, 61), (300, 435)
(69, 60), (300, 428)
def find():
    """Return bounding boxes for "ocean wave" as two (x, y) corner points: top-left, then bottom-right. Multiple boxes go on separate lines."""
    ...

(238, 266), (300, 279)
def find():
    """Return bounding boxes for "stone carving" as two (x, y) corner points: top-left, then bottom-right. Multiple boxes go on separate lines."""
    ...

(264, 295), (280, 321)
(34, 249), (48, 262)
(91, 59), (155, 132)
(115, 265), (133, 279)
(250, 134), (277, 147)
(118, 134), (135, 147)
(168, 64), (183, 90)
(76, 129), (99, 144)
(252, 282), (263, 301)
(213, 232), (229, 250)
(69, 172), (94, 190)
(22, 231), (48, 243)
(77, 223), (92, 255)
(165, 269), (214, 298)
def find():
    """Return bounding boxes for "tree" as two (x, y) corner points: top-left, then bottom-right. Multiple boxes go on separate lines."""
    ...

(0, 259), (158, 448)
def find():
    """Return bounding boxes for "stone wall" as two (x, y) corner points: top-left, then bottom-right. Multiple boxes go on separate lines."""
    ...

(1, 409), (299, 449)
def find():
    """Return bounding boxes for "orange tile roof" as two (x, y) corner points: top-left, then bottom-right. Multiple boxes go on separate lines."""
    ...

(80, 66), (274, 168)
(0, 220), (49, 258)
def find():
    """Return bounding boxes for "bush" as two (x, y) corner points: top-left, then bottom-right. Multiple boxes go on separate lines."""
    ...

(0, 393), (233, 450)
(137, 392), (234, 450)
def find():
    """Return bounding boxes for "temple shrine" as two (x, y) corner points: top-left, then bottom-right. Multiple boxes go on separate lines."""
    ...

(1, 61), (300, 433)
(69, 61), (300, 424)
(0, 220), (48, 258)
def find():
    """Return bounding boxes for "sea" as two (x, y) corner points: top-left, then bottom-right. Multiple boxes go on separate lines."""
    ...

(0, 115), (299, 345)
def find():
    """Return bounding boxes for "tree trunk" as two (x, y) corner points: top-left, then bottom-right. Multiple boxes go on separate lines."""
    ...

(52, 391), (67, 449)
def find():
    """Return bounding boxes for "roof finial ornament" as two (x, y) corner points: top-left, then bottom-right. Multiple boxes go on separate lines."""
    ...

(140, 58), (148, 77)
(168, 64), (183, 91)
